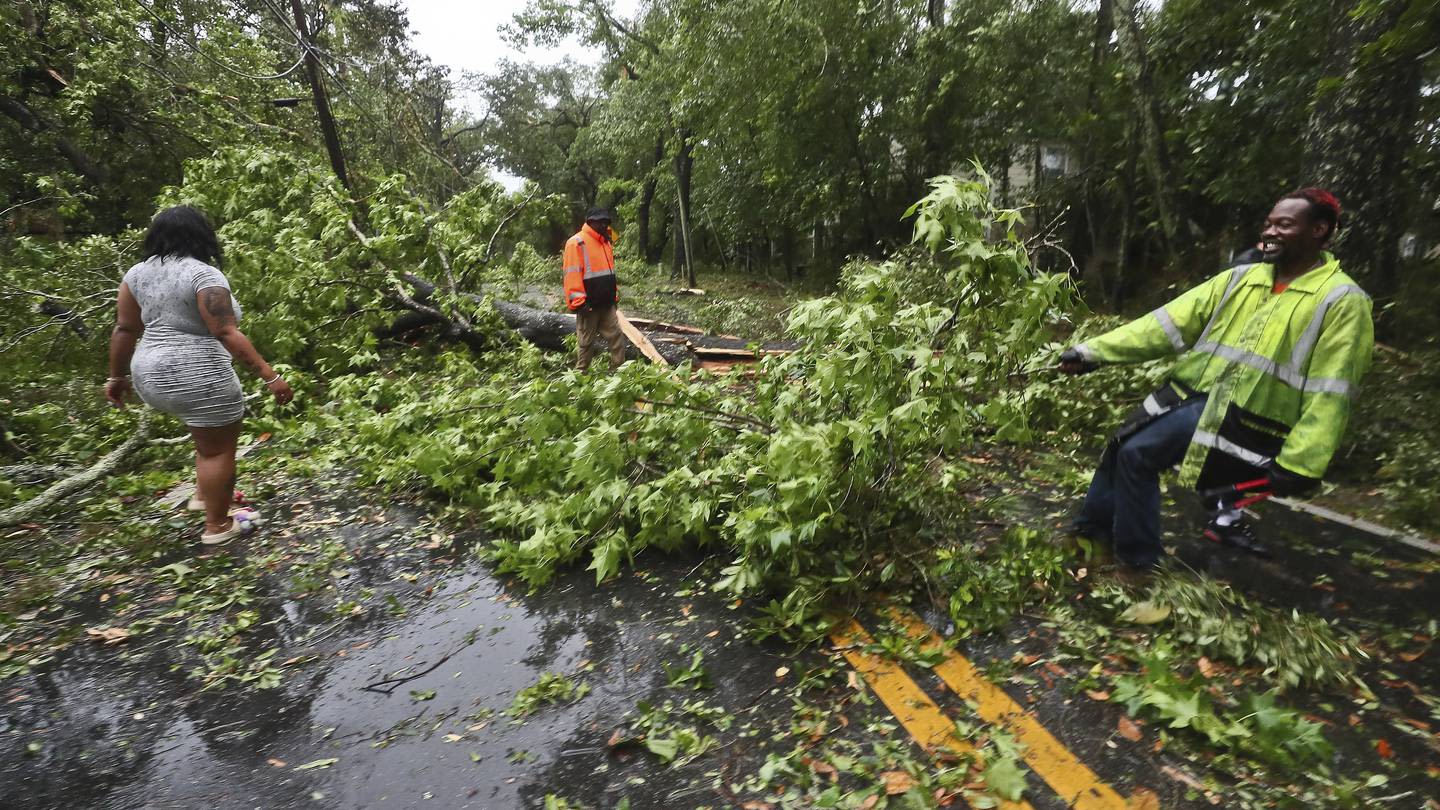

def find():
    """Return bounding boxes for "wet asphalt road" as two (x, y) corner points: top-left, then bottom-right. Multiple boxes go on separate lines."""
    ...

(2, 479), (1438, 809)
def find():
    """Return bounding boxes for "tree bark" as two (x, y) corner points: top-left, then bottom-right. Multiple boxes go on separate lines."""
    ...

(672, 129), (696, 287)
(927, 0), (945, 27)
(1111, 0), (1181, 251)
(289, 0), (355, 199)
(637, 135), (664, 263)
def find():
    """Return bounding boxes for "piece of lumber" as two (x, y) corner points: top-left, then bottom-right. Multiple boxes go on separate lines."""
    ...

(692, 346), (758, 359)
(623, 316), (707, 335)
(615, 309), (669, 365)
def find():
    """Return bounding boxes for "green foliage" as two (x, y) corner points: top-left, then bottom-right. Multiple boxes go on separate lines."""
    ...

(312, 175), (1080, 631)
(507, 671), (589, 719)
(1112, 641), (1334, 768)
(661, 647), (712, 690)
(626, 698), (723, 765)
(935, 526), (1071, 635)
(1117, 573), (1364, 690)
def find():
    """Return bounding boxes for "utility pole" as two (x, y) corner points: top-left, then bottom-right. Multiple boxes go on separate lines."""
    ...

(289, 0), (354, 197)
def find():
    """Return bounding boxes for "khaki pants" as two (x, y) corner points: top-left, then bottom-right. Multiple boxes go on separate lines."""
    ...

(576, 306), (626, 371)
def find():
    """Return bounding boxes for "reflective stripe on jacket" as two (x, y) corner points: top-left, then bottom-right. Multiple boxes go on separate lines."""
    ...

(562, 224), (617, 311)
(1075, 253), (1373, 486)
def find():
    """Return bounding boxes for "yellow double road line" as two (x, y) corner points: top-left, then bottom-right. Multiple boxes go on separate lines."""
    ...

(831, 610), (1128, 810)
(831, 617), (1034, 810)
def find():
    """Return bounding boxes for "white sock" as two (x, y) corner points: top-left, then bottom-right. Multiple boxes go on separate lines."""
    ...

(1214, 506), (1243, 526)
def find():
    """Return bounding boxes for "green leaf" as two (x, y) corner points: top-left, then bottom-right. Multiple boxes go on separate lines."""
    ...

(644, 736), (679, 762)
(982, 755), (1028, 801)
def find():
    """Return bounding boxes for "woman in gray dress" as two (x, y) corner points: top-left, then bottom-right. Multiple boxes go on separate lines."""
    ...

(104, 206), (294, 543)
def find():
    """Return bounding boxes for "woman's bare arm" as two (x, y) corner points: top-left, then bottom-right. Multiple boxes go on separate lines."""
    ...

(197, 287), (275, 379)
(106, 283), (143, 407)
(197, 286), (293, 404)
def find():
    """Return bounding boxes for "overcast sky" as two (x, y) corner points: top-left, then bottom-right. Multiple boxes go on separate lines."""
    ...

(402, 0), (640, 102)
(401, 0), (639, 187)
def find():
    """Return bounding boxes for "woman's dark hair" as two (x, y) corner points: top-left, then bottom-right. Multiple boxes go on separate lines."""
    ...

(141, 205), (223, 267)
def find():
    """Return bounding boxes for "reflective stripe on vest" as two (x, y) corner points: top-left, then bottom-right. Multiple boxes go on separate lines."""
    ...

(575, 238), (616, 279)
(1152, 307), (1186, 351)
(1196, 264), (1255, 345)
(1192, 429), (1273, 467)
(1191, 281), (1368, 399)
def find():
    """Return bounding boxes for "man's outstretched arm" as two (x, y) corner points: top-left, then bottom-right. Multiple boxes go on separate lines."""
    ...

(1061, 268), (1237, 372)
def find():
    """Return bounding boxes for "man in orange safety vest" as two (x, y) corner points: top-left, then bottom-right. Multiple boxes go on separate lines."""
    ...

(563, 207), (626, 371)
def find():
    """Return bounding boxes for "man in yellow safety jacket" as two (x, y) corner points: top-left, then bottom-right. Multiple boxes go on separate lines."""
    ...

(1059, 188), (1373, 570)
(563, 207), (626, 371)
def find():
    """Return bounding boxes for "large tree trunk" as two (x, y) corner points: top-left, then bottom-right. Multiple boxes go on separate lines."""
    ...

(1111, 0), (1182, 252)
(670, 130), (696, 286)
(379, 298), (789, 365)
(637, 135), (664, 263)
(927, 0), (945, 27)
(1302, 0), (1427, 301)
(290, 0), (355, 199)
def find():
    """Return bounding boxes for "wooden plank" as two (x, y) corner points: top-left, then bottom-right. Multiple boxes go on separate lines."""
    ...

(615, 309), (669, 365)
(691, 346), (757, 359)
(623, 316), (706, 335)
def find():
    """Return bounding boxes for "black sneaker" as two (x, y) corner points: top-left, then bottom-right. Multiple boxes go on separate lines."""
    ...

(1203, 518), (1271, 559)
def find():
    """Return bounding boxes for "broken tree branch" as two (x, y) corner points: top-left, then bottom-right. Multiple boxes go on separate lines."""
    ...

(0, 410), (155, 527)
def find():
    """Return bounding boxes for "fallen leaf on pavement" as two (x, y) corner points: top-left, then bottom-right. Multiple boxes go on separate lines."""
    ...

(292, 757), (338, 771)
(1117, 716), (1143, 742)
(859, 796), (880, 810)
(774, 666), (790, 680)
(85, 626), (131, 644)
(741, 802), (774, 810)
(266, 758), (287, 768)
(1377, 738), (1394, 759)
(1197, 657), (1218, 678)
(804, 756), (838, 778)
(1086, 689), (1111, 701)
(1127, 787), (1161, 810)
(881, 770), (916, 795)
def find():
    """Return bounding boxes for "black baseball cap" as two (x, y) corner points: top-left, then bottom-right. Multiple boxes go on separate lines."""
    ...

(585, 207), (612, 223)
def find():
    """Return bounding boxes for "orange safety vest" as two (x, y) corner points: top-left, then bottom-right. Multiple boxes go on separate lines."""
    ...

(562, 224), (618, 311)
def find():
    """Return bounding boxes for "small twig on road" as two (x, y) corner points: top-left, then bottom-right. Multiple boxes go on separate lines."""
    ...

(360, 629), (482, 694)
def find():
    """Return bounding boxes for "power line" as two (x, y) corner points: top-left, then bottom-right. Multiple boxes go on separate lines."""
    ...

(129, 0), (307, 82)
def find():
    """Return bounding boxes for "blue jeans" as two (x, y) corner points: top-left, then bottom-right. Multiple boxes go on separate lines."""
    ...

(1075, 398), (1205, 569)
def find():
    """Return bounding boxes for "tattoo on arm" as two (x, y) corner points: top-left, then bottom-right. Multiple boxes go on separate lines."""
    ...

(201, 288), (263, 375)
(203, 288), (238, 331)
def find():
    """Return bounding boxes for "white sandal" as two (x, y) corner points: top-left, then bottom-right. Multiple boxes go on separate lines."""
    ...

(200, 508), (261, 544)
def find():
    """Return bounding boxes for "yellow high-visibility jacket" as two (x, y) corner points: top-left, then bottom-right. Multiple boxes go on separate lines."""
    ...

(1075, 253), (1374, 488)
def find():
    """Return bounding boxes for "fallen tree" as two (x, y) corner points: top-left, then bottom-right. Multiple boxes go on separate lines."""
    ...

(375, 282), (794, 366)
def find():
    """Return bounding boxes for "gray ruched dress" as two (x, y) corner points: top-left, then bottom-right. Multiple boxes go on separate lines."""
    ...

(123, 256), (246, 428)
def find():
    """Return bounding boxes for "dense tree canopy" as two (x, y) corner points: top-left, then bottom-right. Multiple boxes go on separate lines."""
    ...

(3, 0), (1437, 328)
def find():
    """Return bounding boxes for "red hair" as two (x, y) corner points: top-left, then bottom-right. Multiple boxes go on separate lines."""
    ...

(1283, 187), (1342, 239)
